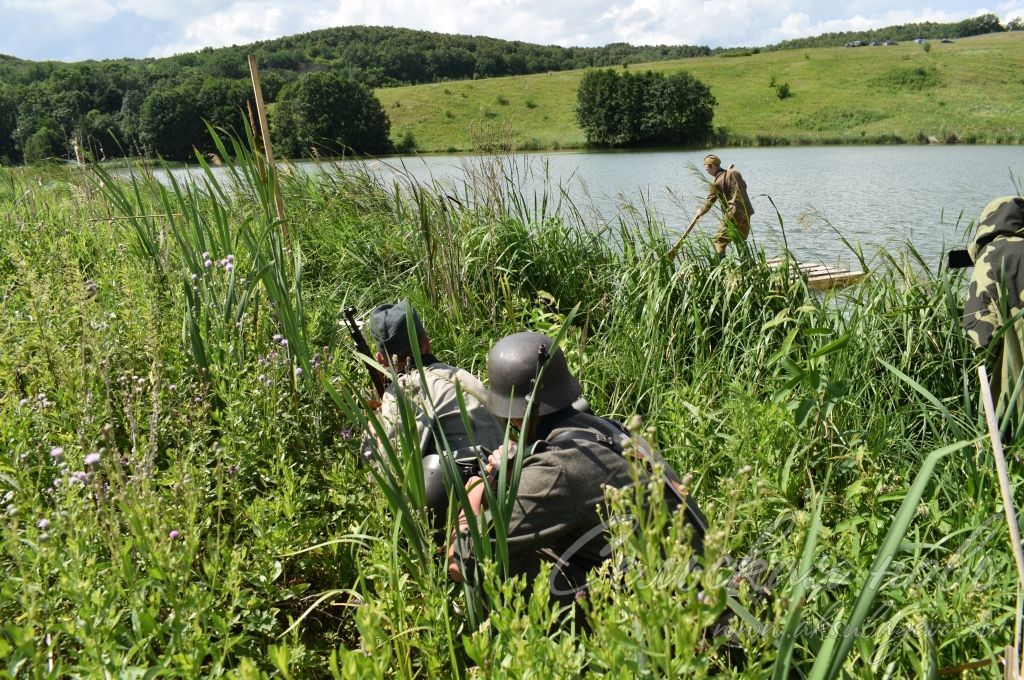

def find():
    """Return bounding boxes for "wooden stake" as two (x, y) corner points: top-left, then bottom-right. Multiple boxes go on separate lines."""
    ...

(979, 365), (1024, 679)
(247, 53), (289, 244)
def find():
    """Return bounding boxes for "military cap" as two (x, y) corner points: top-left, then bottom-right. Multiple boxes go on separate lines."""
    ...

(703, 154), (721, 167)
(369, 300), (425, 357)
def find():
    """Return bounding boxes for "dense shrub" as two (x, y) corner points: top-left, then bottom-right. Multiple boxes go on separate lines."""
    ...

(575, 68), (716, 146)
(272, 72), (392, 157)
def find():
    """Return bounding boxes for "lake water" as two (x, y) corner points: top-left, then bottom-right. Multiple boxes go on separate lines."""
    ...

(167, 146), (1024, 268)
(353, 146), (1024, 269)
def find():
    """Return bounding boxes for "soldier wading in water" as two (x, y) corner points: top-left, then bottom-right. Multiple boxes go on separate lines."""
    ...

(684, 154), (755, 260)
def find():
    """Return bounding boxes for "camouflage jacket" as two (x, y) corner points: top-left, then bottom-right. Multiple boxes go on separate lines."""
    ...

(963, 197), (1024, 349)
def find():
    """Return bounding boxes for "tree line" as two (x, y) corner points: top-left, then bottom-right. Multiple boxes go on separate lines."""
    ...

(766, 13), (1009, 51)
(0, 25), (716, 165)
(0, 16), (1017, 165)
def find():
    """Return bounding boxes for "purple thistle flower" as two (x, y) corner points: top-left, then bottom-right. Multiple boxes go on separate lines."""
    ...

(204, 259), (213, 268)
(71, 471), (90, 484)
(272, 334), (282, 342)
(294, 366), (303, 377)
(168, 530), (180, 540)
(37, 518), (49, 530)
(50, 447), (64, 460)
(84, 452), (101, 466)
(225, 262), (234, 273)
(280, 339), (288, 348)
(226, 254), (235, 263)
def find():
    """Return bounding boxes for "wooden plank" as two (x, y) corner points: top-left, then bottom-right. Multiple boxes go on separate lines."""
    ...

(806, 271), (866, 290)
(765, 258), (865, 290)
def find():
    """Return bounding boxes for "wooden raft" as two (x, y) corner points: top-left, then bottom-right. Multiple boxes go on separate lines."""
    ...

(765, 258), (866, 291)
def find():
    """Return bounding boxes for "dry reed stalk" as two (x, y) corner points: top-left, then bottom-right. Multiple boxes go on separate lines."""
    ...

(247, 53), (289, 244)
(978, 365), (1024, 679)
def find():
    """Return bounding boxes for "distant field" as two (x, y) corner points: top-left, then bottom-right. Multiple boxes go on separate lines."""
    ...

(375, 32), (1024, 152)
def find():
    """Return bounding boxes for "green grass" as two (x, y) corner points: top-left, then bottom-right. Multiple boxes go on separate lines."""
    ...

(0, 132), (1020, 677)
(377, 32), (1024, 151)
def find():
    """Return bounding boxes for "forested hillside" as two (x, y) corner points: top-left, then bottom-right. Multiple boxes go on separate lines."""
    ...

(0, 16), (1015, 164)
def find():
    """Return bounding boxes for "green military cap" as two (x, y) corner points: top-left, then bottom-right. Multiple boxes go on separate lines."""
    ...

(369, 299), (425, 356)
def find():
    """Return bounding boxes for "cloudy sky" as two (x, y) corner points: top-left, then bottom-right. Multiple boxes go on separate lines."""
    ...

(2, 0), (1023, 62)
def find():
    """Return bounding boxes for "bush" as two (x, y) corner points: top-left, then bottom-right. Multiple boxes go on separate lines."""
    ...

(396, 129), (418, 153)
(271, 72), (392, 157)
(575, 68), (716, 146)
(774, 81), (792, 99)
(23, 127), (65, 164)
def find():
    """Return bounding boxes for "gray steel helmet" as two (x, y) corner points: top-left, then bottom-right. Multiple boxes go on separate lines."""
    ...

(486, 332), (581, 420)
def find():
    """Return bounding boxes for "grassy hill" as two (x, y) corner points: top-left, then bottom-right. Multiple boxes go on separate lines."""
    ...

(376, 32), (1024, 152)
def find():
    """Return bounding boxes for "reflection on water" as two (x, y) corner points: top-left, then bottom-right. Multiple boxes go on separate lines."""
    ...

(165, 146), (1024, 268)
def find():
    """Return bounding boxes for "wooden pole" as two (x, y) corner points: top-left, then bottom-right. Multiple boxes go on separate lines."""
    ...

(979, 365), (1024, 679)
(247, 53), (289, 244)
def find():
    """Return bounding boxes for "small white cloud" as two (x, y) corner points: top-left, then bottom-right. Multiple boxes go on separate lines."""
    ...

(151, 2), (289, 56)
(5, 0), (117, 24)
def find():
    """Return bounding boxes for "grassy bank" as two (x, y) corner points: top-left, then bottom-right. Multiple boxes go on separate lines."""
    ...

(376, 31), (1024, 152)
(0, 136), (1018, 677)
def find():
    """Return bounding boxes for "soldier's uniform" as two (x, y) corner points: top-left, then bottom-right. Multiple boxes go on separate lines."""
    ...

(962, 196), (1024, 433)
(361, 301), (504, 523)
(696, 163), (754, 256)
(362, 356), (503, 464)
(450, 333), (706, 627)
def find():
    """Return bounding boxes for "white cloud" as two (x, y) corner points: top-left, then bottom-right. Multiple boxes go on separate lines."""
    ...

(153, 2), (289, 56)
(3, 0), (117, 25)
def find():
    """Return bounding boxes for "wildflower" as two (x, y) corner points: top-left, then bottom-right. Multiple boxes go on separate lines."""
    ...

(294, 366), (303, 377)
(168, 530), (180, 540)
(71, 471), (90, 484)
(37, 518), (49, 530)
(225, 262), (234, 273)
(272, 334), (282, 342)
(226, 254), (234, 263)
(341, 428), (353, 440)
(204, 258), (213, 268)
(168, 384), (176, 392)
(84, 452), (101, 466)
(19, 399), (27, 407)
(50, 447), (64, 460)
(52, 478), (62, 488)
(227, 465), (238, 476)
(280, 339), (289, 348)
(201, 251), (209, 260)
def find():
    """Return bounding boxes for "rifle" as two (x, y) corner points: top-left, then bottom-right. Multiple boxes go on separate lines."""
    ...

(344, 306), (387, 401)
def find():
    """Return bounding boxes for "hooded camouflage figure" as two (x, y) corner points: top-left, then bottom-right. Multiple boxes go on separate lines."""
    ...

(962, 195), (1024, 434)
